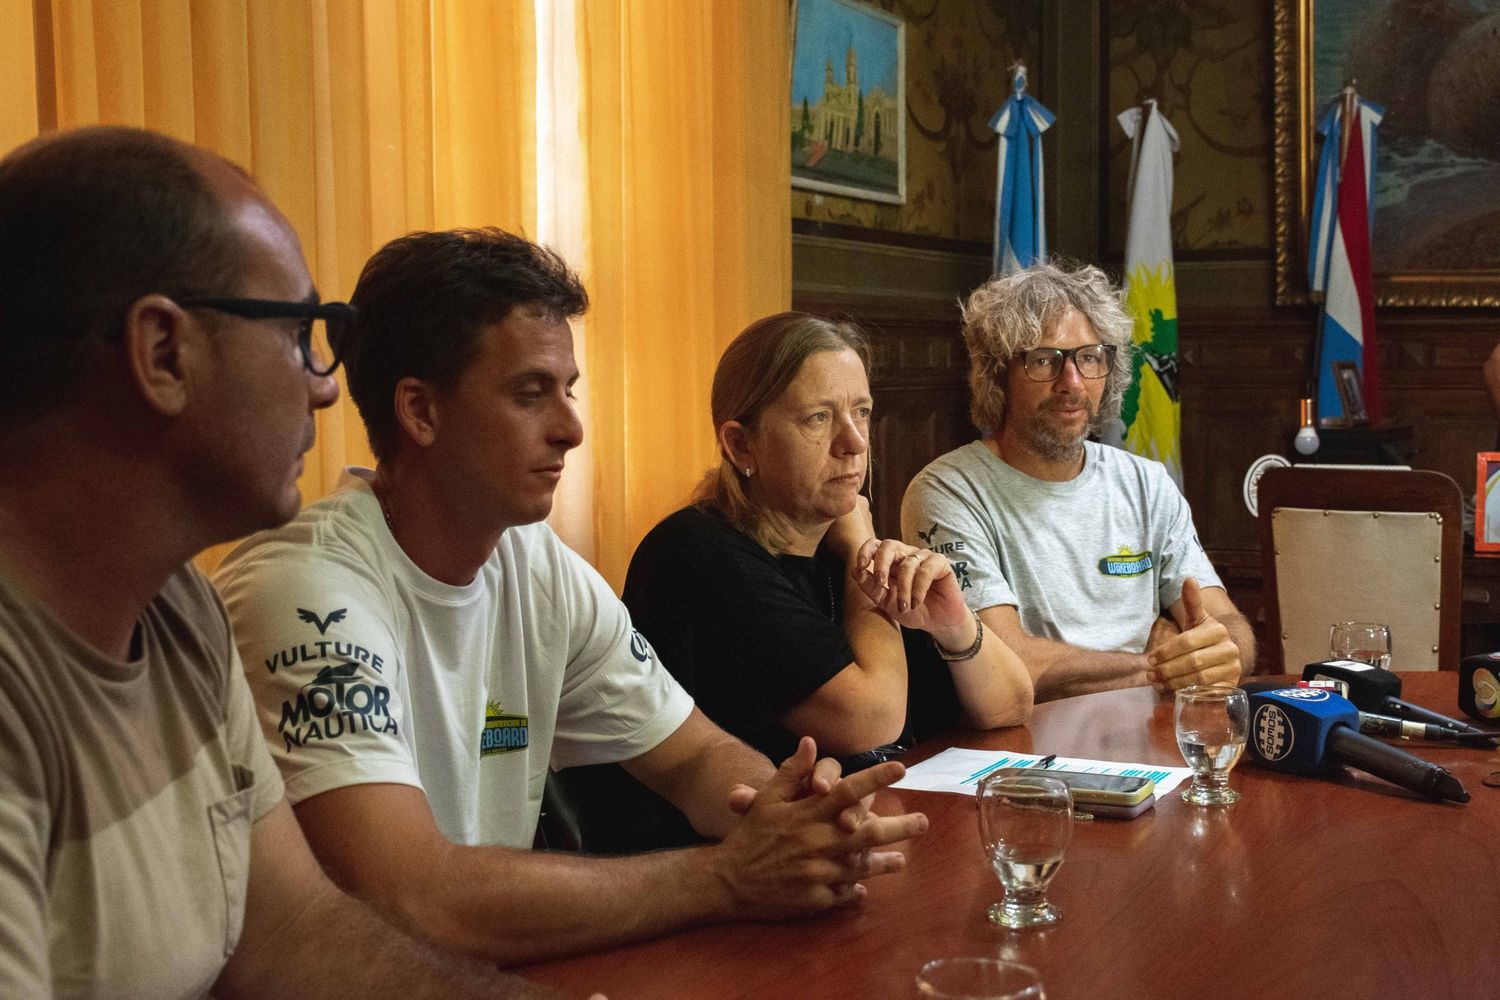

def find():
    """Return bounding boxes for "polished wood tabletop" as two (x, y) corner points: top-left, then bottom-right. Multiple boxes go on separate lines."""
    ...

(523, 674), (1500, 999)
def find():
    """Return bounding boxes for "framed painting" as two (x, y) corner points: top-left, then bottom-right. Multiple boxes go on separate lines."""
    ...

(1272, 0), (1500, 307)
(1331, 361), (1367, 425)
(790, 0), (906, 205)
(1478, 452), (1500, 555)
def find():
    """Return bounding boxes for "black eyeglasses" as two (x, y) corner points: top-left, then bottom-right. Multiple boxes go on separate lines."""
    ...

(1016, 343), (1118, 382)
(176, 297), (356, 377)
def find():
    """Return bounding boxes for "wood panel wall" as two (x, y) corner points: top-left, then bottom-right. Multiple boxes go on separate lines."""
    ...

(1181, 309), (1498, 553)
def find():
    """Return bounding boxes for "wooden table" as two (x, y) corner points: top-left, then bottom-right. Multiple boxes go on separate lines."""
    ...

(523, 674), (1500, 999)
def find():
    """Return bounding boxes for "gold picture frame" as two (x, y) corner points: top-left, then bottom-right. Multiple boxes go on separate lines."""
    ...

(1272, 0), (1500, 308)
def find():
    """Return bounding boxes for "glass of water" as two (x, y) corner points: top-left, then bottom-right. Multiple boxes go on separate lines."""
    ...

(1330, 622), (1392, 669)
(976, 774), (1072, 929)
(916, 958), (1046, 999)
(1175, 685), (1249, 806)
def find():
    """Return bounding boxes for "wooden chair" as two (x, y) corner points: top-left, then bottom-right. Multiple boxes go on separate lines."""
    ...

(1256, 466), (1462, 673)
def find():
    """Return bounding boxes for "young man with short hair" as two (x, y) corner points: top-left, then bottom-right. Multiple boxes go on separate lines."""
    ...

(214, 227), (927, 965)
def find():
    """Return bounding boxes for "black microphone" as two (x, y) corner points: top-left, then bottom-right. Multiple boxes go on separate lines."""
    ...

(1354, 711), (1497, 749)
(1246, 687), (1469, 803)
(1303, 660), (1493, 739)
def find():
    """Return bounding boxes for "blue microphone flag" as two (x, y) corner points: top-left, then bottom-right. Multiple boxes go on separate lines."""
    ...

(1249, 688), (1358, 774)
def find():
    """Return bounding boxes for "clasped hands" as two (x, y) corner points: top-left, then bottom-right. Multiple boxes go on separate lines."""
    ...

(849, 537), (974, 656)
(1144, 577), (1242, 692)
(825, 499), (970, 645)
(719, 737), (927, 919)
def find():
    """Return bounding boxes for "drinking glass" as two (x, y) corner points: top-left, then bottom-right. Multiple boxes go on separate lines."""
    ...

(976, 774), (1071, 929)
(1330, 622), (1392, 670)
(1175, 685), (1249, 806)
(915, 958), (1046, 999)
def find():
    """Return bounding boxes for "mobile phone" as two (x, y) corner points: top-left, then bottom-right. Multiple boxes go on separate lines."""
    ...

(1079, 794), (1155, 820)
(991, 766), (1155, 807)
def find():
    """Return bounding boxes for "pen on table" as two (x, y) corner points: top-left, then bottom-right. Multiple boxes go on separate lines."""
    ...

(1034, 754), (1057, 769)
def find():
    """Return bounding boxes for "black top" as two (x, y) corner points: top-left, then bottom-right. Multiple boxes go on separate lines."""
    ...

(624, 505), (960, 762)
(551, 505), (961, 854)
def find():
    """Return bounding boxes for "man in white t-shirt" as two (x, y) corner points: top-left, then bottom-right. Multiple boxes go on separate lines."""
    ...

(214, 227), (927, 965)
(902, 261), (1255, 702)
(0, 127), (570, 999)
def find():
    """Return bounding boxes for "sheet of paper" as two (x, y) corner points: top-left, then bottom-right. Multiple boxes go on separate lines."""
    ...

(892, 748), (1195, 798)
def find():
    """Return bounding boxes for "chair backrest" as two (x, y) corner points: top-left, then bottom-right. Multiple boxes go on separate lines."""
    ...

(1256, 466), (1462, 673)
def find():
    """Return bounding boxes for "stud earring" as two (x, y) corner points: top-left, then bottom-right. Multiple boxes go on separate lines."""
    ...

(744, 468), (753, 477)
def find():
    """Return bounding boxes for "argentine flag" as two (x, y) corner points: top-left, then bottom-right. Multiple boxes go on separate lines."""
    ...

(1107, 99), (1181, 485)
(1309, 90), (1384, 424)
(990, 66), (1054, 277)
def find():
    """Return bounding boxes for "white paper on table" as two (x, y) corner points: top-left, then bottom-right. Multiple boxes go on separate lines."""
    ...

(891, 748), (1194, 798)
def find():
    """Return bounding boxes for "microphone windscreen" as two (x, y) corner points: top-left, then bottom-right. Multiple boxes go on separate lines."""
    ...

(1459, 653), (1500, 724)
(1248, 688), (1359, 774)
(1302, 660), (1401, 712)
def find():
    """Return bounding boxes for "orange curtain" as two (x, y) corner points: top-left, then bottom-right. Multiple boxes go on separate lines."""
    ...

(0, 0), (38, 152)
(573, 0), (791, 586)
(22, 0), (535, 568)
(10, 0), (788, 589)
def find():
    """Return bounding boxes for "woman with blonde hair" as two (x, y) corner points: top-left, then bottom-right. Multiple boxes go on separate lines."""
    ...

(628, 310), (1032, 759)
(559, 312), (1033, 853)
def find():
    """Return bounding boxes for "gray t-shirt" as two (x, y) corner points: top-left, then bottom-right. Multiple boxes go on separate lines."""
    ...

(901, 440), (1221, 654)
(0, 564), (284, 999)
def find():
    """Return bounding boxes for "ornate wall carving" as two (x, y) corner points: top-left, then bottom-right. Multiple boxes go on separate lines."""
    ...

(1104, 0), (1272, 257)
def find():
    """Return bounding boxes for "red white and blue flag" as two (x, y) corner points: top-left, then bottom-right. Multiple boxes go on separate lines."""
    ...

(1308, 89), (1384, 424)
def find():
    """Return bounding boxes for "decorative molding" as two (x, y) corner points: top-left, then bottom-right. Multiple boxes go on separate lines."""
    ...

(791, 232), (991, 302)
(791, 218), (989, 257)
(1271, 0), (1305, 308)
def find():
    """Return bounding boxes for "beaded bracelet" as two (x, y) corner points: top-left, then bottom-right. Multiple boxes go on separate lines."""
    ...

(936, 607), (984, 662)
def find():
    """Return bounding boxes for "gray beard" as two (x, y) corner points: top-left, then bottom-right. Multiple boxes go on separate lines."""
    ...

(1013, 396), (1100, 463)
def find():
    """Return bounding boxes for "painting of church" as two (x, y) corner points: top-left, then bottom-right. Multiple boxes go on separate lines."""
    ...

(791, 0), (905, 203)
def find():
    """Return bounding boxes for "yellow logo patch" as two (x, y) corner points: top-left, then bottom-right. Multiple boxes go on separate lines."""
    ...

(480, 698), (529, 758)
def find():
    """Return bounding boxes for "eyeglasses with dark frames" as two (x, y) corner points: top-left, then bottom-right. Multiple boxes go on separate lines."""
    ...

(1016, 343), (1118, 383)
(176, 297), (356, 377)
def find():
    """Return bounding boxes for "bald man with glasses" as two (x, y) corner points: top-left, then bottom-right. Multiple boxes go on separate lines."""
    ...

(902, 261), (1255, 703)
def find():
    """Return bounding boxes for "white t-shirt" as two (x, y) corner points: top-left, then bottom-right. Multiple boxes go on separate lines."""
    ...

(212, 470), (694, 848)
(901, 441), (1222, 654)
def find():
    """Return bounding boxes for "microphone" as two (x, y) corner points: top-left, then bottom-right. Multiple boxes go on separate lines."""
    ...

(1303, 660), (1494, 739)
(1242, 679), (1495, 749)
(1354, 711), (1497, 749)
(1246, 687), (1469, 803)
(1459, 652), (1500, 726)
